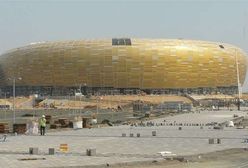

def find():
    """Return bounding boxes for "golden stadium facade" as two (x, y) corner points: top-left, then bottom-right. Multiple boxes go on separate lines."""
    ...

(0, 38), (246, 95)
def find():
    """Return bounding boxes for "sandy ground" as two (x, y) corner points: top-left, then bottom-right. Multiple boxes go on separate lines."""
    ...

(2, 95), (192, 109)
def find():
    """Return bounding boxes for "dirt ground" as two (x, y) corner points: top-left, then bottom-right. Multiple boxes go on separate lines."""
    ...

(3, 95), (191, 109)
(102, 148), (248, 168)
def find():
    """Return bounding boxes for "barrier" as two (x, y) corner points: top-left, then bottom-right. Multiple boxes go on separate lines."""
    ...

(209, 138), (214, 144)
(208, 138), (221, 144)
(86, 148), (96, 156)
(29, 147), (38, 155)
(49, 148), (55, 155)
(60, 144), (68, 152)
(217, 139), (221, 144)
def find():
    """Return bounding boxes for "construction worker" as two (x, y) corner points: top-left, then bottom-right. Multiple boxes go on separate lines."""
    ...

(39, 115), (46, 136)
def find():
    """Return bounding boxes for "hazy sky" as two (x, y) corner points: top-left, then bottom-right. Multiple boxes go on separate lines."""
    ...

(0, 0), (248, 90)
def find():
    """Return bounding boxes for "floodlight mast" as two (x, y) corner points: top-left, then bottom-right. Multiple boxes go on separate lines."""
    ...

(235, 49), (241, 111)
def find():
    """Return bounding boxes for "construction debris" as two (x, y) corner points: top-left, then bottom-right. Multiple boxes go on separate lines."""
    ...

(13, 124), (26, 134)
(0, 134), (7, 142)
(73, 116), (82, 129)
(58, 118), (70, 128)
(25, 120), (38, 135)
(0, 123), (9, 133)
(18, 158), (45, 161)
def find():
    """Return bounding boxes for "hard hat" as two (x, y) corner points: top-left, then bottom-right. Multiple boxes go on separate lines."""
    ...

(42, 115), (45, 118)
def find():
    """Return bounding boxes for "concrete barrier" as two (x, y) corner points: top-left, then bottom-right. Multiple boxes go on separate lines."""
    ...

(152, 131), (156, 136)
(217, 138), (221, 144)
(209, 138), (214, 144)
(49, 148), (55, 155)
(86, 148), (96, 156)
(29, 147), (38, 155)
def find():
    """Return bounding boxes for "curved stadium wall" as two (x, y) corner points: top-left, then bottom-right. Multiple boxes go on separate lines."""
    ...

(0, 38), (246, 95)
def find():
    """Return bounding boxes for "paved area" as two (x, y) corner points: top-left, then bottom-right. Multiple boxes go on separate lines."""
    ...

(106, 148), (248, 168)
(0, 110), (248, 167)
(0, 154), (154, 168)
(150, 110), (248, 124)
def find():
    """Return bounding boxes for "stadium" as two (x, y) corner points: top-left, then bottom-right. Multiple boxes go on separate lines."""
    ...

(0, 38), (246, 96)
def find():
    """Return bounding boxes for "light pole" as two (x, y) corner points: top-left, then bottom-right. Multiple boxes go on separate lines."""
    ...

(8, 77), (22, 124)
(235, 49), (241, 111)
(4, 92), (9, 120)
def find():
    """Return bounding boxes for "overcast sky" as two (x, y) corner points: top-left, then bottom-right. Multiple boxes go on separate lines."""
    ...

(0, 0), (248, 90)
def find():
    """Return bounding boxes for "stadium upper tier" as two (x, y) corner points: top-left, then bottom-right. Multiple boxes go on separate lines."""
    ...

(0, 38), (247, 90)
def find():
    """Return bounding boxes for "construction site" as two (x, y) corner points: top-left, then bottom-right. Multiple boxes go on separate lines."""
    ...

(1, 92), (248, 167)
(0, 38), (247, 167)
(0, 93), (246, 133)
(1, 0), (248, 166)
(0, 95), (245, 167)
